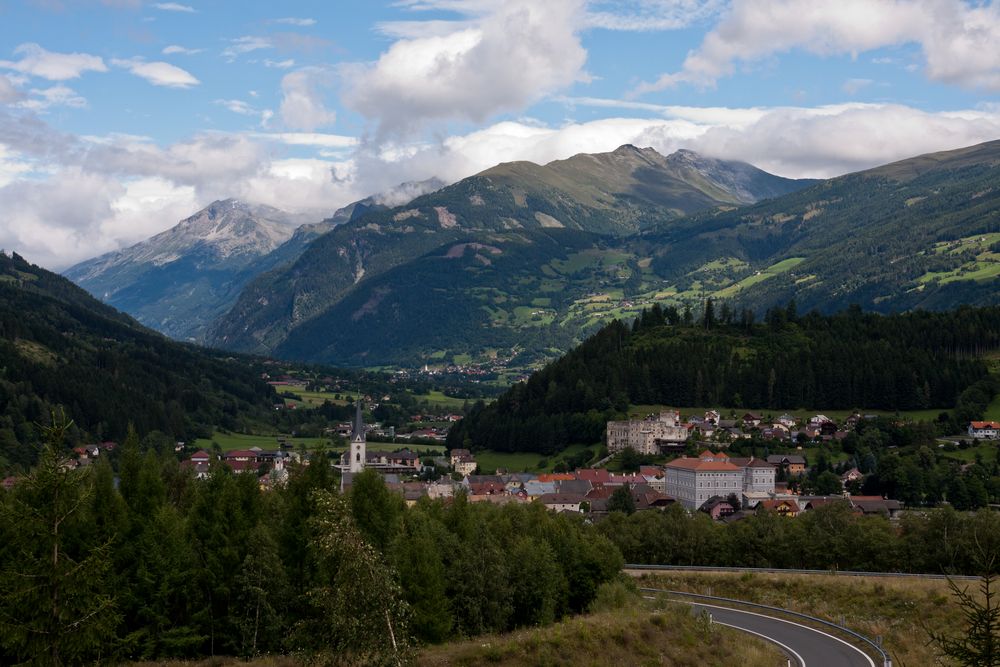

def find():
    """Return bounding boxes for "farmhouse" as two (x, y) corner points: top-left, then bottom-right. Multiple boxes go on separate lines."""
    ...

(968, 421), (1000, 439)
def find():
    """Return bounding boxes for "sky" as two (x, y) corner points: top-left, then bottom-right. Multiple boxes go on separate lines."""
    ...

(1, 0), (1000, 271)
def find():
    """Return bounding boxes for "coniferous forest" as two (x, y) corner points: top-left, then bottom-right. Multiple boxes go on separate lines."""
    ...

(449, 304), (1000, 454)
(0, 420), (622, 665)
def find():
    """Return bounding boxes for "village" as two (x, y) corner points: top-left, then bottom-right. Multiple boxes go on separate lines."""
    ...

(21, 399), (996, 521)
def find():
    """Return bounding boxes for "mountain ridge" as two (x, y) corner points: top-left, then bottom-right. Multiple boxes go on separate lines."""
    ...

(206, 145), (811, 358)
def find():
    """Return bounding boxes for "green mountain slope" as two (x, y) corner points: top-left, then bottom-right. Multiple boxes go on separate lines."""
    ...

(0, 252), (276, 471)
(638, 139), (1000, 314)
(208, 146), (812, 360)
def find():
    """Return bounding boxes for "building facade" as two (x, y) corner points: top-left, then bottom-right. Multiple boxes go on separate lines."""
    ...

(665, 451), (776, 510)
(606, 410), (689, 455)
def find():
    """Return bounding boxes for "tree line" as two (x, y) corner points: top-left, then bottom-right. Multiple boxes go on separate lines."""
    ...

(449, 304), (1000, 454)
(601, 500), (1000, 575)
(0, 419), (621, 665)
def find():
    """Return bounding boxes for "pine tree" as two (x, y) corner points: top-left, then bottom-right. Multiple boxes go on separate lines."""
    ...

(929, 563), (1000, 666)
(0, 414), (120, 664)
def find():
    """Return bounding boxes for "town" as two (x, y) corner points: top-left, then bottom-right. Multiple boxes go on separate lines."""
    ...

(24, 404), (945, 523)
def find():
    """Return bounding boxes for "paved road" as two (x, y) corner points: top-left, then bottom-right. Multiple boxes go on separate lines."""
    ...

(687, 602), (876, 667)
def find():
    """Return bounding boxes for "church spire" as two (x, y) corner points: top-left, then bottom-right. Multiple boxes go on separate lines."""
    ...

(348, 396), (366, 474)
(352, 398), (364, 440)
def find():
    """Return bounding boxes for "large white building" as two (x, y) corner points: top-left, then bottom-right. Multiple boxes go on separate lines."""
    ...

(664, 451), (776, 510)
(607, 410), (689, 455)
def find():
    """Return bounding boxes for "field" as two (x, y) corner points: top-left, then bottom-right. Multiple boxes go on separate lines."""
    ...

(280, 385), (351, 407)
(713, 257), (805, 298)
(984, 391), (1000, 421)
(632, 570), (974, 667)
(195, 431), (445, 455)
(474, 443), (600, 474)
(194, 432), (329, 452)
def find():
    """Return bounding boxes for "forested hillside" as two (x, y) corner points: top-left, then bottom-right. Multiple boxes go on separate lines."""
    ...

(448, 304), (1000, 454)
(0, 252), (276, 471)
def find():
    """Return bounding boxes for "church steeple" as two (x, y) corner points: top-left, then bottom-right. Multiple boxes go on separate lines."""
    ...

(348, 398), (366, 473)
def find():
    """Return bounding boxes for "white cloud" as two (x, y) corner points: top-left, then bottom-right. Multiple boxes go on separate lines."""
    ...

(272, 17), (317, 26)
(342, 0), (588, 137)
(0, 146), (34, 187)
(215, 99), (256, 115)
(842, 78), (875, 95)
(223, 36), (272, 60)
(0, 43), (107, 81)
(264, 58), (295, 69)
(255, 132), (359, 149)
(5, 96), (1000, 272)
(633, 0), (1000, 94)
(111, 58), (199, 88)
(0, 75), (23, 103)
(153, 2), (195, 12)
(279, 68), (337, 131)
(162, 45), (203, 55)
(19, 84), (87, 111)
(584, 0), (725, 31)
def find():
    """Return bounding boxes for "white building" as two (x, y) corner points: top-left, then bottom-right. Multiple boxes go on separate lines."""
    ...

(969, 421), (1000, 439)
(665, 451), (776, 510)
(607, 410), (688, 455)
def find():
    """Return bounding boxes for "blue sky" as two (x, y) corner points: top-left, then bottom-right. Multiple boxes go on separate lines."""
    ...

(1, 0), (999, 269)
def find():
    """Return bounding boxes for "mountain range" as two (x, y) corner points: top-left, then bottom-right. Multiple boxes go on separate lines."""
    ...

(63, 140), (1000, 370)
(204, 146), (813, 364)
(63, 178), (445, 342)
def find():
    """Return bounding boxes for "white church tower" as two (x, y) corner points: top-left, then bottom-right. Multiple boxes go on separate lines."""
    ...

(348, 399), (366, 473)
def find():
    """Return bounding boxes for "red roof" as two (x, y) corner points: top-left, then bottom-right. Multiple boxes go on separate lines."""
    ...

(666, 457), (740, 472)
(576, 468), (612, 483)
(971, 421), (1000, 429)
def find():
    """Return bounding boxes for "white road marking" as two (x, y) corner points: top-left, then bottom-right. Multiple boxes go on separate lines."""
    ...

(685, 601), (877, 667)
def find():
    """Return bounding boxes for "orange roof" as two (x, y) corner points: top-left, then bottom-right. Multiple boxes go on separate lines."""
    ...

(666, 458), (739, 472)
(537, 472), (577, 482)
(971, 421), (1000, 429)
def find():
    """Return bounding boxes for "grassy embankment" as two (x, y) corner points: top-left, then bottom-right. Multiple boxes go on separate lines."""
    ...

(633, 570), (976, 667)
(416, 604), (784, 667)
(127, 605), (784, 667)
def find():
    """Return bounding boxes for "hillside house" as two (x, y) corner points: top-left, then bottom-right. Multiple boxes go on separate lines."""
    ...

(757, 498), (800, 517)
(538, 493), (585, 513)
(767, 454), (807, 475)
(700, 495), (738, 519)
(453, 454), (478, 476)
(969, 421), (1000, 439)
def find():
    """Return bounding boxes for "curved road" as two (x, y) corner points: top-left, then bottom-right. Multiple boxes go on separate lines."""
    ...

(686, 602), (876, 667)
